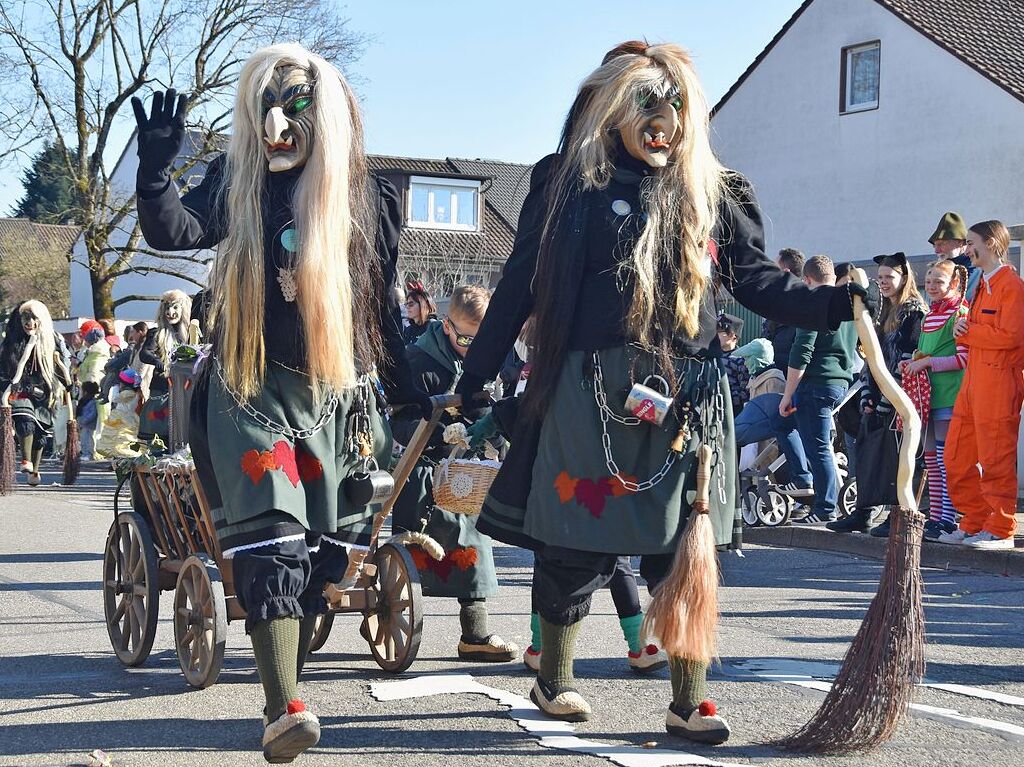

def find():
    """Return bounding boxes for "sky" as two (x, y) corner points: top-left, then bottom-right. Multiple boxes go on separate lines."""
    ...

(0, 0), (803, 214)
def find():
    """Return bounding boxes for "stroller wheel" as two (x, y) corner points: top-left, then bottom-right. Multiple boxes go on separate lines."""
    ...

(756, 489), (793, 527)
(838, 478), (858, 518)
(741, 486), (761, 527)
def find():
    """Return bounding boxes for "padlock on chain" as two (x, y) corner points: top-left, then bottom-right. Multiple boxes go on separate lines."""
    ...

(624, 374), (674, 425)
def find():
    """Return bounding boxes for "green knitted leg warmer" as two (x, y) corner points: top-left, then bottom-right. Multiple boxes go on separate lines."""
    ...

(539, 617), (583, 690)
(296, 613), (319, 680)
(530, 612), (542, 651)
(458, 598), (489, 642)
(251, 617), (300, 722)
(619, 613), (643, 654)
(669, 656), (709, 712)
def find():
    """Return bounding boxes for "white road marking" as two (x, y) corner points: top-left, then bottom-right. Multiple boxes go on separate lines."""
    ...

(730, 658), (1024, 742)
(370, 674), (745, 767)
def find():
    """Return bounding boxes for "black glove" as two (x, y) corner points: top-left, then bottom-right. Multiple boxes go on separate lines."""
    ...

(389, 385), (433, 421)
(454, 372), (489, 421)
(827, 281), (880, 328)
(131, 89), (188, 194)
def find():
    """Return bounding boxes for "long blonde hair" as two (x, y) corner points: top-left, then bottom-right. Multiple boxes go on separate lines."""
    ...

(208, 43), (377, 399)
(526, 41), (726, 419)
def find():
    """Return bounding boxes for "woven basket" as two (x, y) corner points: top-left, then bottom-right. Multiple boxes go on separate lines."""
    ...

(432, 458), (500, 515)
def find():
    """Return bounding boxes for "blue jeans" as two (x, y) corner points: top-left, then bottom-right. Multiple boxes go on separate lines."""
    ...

(741, 393), (813, 487)
(788, 384), (846, 518)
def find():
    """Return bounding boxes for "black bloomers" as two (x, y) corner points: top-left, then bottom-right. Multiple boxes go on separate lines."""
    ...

(231, 528), (351, 634)
(532, 545), (674, 625)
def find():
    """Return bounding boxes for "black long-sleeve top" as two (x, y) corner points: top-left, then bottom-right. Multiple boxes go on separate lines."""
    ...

(463, 153), (846, 382)
(135, 154), (412, 397)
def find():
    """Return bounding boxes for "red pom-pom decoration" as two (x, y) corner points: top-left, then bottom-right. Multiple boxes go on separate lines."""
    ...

(698, 700), (717, 717)
(286, 700), (306, 715)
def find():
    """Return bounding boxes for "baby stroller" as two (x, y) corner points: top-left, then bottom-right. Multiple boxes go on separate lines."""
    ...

(739, 381), (861, 527)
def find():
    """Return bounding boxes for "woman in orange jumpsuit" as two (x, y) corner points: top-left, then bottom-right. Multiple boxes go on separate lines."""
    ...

(942, 220), (1024, 549)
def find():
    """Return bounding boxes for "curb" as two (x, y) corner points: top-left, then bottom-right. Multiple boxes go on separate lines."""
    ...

(744, 525), (1024, 577)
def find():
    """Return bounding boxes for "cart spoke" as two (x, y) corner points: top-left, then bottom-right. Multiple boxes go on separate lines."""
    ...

(130, 599), (144, 648)
(390, 599), (411, 611)
(182, 572), (196, 605)
(383, 629), (396, 660)
(392, 626), (407, 656)
(119, 613), (131, 650)
(395, 614), (411, 637)
(385, 556), (401, 590)
(177, 606), (192, 621)
(179, 626), (196, 651)
(111, 595), (129, 624)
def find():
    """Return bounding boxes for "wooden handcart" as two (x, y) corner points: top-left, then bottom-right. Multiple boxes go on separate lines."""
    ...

(100, 383), (462, 688)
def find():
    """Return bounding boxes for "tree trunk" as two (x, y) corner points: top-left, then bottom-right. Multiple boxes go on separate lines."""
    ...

(90, 272), (114, 319)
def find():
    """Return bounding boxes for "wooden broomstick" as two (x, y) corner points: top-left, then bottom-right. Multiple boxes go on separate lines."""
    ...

(777, 267), (925, 754)
(644, 441), (718, 664)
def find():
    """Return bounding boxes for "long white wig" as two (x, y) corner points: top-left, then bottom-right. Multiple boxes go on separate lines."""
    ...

(17, 300), (58, 397)
(209, 43), (375, 399)
(155, 289), (192, 370)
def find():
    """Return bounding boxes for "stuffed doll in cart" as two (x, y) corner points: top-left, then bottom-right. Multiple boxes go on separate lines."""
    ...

(131, 44), (427, 762)
(95, 368), (143, 460)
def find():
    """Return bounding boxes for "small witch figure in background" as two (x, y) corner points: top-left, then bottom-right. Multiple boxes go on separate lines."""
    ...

(0, 301), (73, 488)
(137, 289), (191, 446)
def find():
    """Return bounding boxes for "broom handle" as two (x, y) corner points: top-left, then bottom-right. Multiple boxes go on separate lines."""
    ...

(849, 268), (921, 512)
(694, 443), (713, 513)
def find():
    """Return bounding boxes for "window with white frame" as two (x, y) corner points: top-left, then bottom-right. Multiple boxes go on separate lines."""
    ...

(841, 41), (880, 113)
(408, 176), (480, 230)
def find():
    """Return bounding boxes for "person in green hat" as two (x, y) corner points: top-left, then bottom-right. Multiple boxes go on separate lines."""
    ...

(930, 211), (980, 302)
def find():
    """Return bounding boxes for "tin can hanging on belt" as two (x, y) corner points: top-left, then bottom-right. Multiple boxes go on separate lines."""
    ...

(625, 375), (674, 425)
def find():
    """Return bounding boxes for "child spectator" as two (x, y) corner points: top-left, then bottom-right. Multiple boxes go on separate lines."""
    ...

(76, 380), (100, 461)
(940, 220), (1024, 550)
(900, 260), (969, 540)
(717, 312), (750, 415)
(391, 285), (520, 662)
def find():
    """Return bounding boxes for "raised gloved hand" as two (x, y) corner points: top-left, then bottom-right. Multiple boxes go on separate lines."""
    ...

(389, 385), (433, 421)
(131, 89), (188, 192)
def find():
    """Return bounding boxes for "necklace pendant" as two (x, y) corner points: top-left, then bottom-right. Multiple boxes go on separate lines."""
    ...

(277, 267), (298, 302)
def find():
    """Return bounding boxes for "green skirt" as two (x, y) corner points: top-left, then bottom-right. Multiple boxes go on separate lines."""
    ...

(393, 463), (498, 599)
(489, 346), (737, 555)
(205, 362), (392, 548)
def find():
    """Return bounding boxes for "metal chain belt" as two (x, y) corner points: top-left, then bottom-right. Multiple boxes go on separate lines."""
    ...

(215, 362), (339, 440)
(592, 352), (677, 493)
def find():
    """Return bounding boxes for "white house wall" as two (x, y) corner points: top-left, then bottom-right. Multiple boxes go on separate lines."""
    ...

(70, 134), (212, 319)
(710, 0), (1024, 264)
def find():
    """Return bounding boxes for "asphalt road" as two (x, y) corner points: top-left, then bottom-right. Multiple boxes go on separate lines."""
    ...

(1, 461), (1021, 767)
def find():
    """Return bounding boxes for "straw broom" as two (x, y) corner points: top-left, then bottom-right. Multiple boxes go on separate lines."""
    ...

(0, 405), (14, 495)
(776, 267), (925, 754)
(644, 442), (718, 663)
(63, 390), (81, 486)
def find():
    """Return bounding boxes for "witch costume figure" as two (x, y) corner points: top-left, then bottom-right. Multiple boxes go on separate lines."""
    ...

(132, 43), (426, 763)
(455, 41), (867, 742)
(137, 289), (191, 445)
(0, 301), (72, 486)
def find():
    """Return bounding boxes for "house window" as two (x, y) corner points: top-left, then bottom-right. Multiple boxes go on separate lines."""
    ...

(408, 176), (480, 230)
(840, 41), (880, 113)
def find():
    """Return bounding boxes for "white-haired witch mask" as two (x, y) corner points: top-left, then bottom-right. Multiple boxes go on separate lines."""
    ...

(163, 298), (185, 326)
(262, 63), (315, 172)
(19, 306), (39, 335)
(619, 80), (684, 169)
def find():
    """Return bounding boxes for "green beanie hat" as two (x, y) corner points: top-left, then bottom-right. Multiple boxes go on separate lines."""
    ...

(928, 212), (967, 244)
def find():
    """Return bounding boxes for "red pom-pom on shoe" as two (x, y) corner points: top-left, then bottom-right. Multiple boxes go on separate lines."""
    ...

(698, 700), (717, 717)
(644, 644), (659, 655)
(286, 700), (306, 715)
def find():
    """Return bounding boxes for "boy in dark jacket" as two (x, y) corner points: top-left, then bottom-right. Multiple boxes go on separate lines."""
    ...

(391, 285), (519, 662)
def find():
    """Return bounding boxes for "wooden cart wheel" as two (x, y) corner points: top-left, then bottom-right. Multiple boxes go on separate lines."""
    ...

(173, 555), (227, 689)
(365, 543), (423, 674)
(308, 611), (335, 653)
(102, 511), (160, 667)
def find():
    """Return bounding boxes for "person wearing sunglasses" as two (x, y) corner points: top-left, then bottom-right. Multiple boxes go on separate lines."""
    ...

(391, 284), (520, 664)
(402, 280), (439, 345)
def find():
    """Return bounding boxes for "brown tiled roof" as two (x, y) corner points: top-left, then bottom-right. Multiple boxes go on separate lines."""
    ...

(366, 153), (532, 265)
(712, 0), (1024, 115)
(0, 218), (80, 260)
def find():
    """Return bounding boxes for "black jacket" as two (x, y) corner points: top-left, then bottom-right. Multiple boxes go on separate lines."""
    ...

(463, 153), (848, 383)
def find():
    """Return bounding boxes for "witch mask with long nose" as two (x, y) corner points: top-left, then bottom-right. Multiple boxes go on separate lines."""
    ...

(261, 63), (315, 172)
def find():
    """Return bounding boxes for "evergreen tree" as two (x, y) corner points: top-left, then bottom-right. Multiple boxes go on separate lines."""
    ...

(12, 141), (80, 224)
